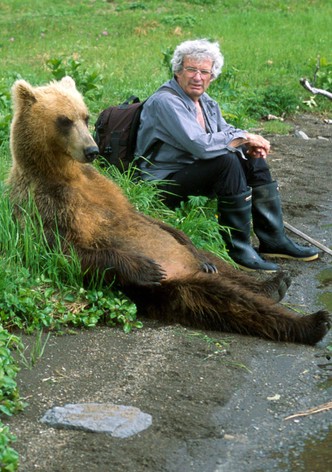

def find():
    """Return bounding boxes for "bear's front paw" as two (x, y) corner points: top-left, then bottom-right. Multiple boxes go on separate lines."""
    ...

(134, 257), (167, 286)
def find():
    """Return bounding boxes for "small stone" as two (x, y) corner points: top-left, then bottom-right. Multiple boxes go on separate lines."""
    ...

(40, 403), (152, 438)
(294, 130), (310, 139)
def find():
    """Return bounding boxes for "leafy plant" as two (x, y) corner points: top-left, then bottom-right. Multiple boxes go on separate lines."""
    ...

(0, 79), (14, 148)
(0, 267), (141, 334)
(161, 47), (174, 77)
(0, 192), (141, 334)
(0, 423), (19, 472)
(0, 329), (25, 417)
(312, 56), (332, 92)
(160, 14), (197, 27)
(242, 85), (300, 119)
(46, 57), (104, 110)
(0, 327), (25, 471)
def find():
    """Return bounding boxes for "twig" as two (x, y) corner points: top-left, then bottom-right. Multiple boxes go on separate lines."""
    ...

(284, 221), (332, 256)
(313, 55), (320, 84)
(300, 78), (332, 101)
(284, 401), (332, 421)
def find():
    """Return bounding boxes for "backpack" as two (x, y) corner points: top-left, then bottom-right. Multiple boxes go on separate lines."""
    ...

(94, 87), (178, 171)
(94, 95), (144, 171)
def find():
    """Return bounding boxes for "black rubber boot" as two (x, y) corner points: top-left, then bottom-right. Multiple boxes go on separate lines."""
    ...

(218, 189), (279, 271)
(252, 181), (319, 261)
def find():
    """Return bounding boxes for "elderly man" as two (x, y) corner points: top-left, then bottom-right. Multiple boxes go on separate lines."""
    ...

(136, 38), (318, 271)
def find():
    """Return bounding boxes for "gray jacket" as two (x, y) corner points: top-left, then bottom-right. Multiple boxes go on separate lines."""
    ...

(135, 78), (247, 181)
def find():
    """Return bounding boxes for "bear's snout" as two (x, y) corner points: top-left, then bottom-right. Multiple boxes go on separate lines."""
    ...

(84, 146), (99, 162)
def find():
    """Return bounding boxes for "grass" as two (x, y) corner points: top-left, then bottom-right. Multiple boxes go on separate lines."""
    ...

(0, 1), (331, 112)
(0, 1), (331, 469)
(17, 331), (51, 370)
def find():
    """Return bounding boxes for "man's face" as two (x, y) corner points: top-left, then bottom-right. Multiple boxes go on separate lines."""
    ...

(175, 57), (213, 101)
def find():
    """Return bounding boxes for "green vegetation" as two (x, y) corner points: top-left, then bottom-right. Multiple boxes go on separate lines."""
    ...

(0, 1), (331, 468)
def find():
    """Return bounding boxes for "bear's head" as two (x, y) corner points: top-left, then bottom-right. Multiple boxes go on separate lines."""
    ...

(10, 76), (99, 170)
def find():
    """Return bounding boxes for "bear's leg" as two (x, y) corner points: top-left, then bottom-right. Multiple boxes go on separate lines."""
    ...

(224, 270), (292, 303)
(258, 271), (292, 302)
(198, 251), (291, 303)
(148, 275), (330, 345)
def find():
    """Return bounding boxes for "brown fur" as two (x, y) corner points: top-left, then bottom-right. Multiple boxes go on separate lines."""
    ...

(8, 77), (330, 344)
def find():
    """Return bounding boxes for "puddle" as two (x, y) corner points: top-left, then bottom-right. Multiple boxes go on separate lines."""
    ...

(274, 428), (332, 471)
(316, 267), (332, 311)
(317, 291), (332, 312)
(287, 428), (332, 471)
(316, 267), (332, 288)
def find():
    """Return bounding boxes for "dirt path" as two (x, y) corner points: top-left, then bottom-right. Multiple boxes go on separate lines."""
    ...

(6, 114), (332, 472)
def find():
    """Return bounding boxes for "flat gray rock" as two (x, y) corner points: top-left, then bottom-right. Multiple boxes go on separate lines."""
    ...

(41, 403), (152, 438)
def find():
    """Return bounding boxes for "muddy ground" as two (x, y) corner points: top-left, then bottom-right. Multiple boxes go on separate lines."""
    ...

(6, 114), (332, 472)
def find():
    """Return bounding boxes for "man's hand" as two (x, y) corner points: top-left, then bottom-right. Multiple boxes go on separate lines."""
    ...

(245, 133), (270, 159)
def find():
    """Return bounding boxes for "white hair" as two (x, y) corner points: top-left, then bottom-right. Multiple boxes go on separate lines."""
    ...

(171, 39), (224, 79)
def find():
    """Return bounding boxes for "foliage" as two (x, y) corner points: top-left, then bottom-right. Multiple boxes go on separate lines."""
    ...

(293, 55), (332, 110)
(46, 57), (104, 112)
(1, 0), (331, 119)
(209, 67), (300, 122)
(241, 85), (300, 119)
(0, 328), (25, 417)
(0, 328), (24, 471)
(310, 56), (332, 92)
(160, 14), (197, 27)
(0, 201), (141, 334)
(0, 423), (19, 472)
(0, 85), (11, 147)
(17, 330), (51, 370)
(0, 279), (142, 334)
(162, 47), (175, 77)
(170, 196), (233, 263)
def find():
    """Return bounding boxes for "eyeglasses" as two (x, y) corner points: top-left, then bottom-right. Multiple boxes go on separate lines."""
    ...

(183, 67), (213, 78)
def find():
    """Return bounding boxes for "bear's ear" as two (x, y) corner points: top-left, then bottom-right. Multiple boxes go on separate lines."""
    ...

(59, 76), (77, 90)
(11, 80), (37, 108)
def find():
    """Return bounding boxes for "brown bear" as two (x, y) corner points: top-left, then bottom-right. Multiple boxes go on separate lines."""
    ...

(8, 76), (330, 345)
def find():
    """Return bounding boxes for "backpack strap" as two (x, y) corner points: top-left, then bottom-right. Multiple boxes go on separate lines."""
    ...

(119, 95), (140, 109)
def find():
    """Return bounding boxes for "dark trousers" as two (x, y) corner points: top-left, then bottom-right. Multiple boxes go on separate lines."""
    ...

(158, 150), (273, 209)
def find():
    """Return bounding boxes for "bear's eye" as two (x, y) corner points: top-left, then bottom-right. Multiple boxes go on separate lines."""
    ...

(56, 116), (73, 130)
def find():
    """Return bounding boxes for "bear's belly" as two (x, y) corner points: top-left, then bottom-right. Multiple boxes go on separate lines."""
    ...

(154, 253), (195, 280)
(125, 223), (200, 281)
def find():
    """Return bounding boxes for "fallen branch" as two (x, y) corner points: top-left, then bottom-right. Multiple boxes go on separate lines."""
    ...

(284, 401), (332, 421)
(284, 221), (332, 256)
(300, 78), (332, 100)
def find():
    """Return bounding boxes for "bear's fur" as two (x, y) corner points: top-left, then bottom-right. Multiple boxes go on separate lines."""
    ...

(8, 77), (330, 344)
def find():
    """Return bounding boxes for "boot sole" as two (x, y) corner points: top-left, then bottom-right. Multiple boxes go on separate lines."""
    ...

(236, 263), (278, 273)
(260, 253), (319, 262)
